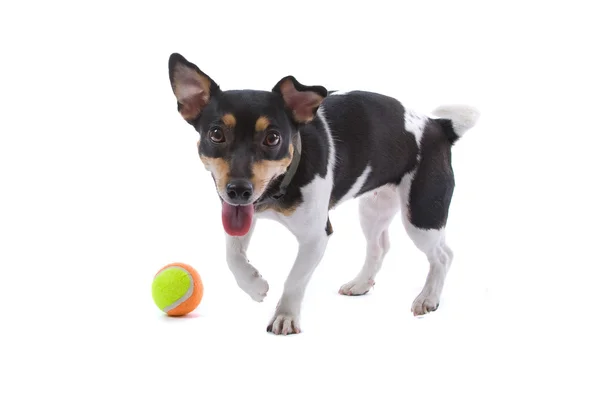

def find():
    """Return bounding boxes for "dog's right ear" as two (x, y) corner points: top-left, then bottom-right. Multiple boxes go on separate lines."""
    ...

(168, 53), (220, 123)
(272, 76), (327, 124)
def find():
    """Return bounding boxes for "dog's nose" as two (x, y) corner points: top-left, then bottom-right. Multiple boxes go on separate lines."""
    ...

(226, 179), (254, 203)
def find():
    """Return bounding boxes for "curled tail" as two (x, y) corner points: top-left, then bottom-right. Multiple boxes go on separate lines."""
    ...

(431, 104), (480, 144)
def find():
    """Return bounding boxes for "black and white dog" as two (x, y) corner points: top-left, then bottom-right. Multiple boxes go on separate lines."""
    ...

(167, 53), (480, 335)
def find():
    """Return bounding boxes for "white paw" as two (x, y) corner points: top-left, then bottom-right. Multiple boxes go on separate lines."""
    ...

(267, 313), (301, 335)
(339, 278), (375, 296)
(411, 292), (440, 316)
(239, 273), (269, 302)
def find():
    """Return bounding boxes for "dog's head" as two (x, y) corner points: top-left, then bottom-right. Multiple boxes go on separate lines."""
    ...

(168, 53), (327, 235)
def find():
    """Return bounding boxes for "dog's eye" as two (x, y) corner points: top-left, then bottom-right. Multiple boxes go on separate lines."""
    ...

(263, 131), (280, 147)
(209, 127), (225, 143)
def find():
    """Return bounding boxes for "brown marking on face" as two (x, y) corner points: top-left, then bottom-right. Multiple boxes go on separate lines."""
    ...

(252, 144), (297, 215)
(255, 116), (270, 132)
(221, 113), (236, 128)
(199, 156), (230, 193)
(172, 65), (212, 121)
(251, 157), (291, 197)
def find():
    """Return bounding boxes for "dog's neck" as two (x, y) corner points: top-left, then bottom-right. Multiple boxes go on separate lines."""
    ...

(271, 132), (302, 200)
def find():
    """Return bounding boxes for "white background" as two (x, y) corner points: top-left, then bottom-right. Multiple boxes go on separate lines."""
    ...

(1, 1), (599, 399)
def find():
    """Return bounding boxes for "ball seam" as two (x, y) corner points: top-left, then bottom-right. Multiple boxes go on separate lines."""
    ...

(161, 266), (195, 313)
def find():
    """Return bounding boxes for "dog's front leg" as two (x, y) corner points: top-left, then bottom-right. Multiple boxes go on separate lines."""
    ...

(267, 231), (329, 335)
(225, 220), (269, 302)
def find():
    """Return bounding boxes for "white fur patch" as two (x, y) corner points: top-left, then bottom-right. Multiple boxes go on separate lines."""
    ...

(404, 108), (428, 146)
(398, 169), (415, 211)
(278, 107), (336, 240)
(431, 104), (480, 137)
(319, 107), (337, 191)
(330, 90), (352, 96)
(278, 174), (331, 240)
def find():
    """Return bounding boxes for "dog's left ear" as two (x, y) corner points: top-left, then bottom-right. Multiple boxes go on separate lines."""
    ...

(273, 76), (327, 123)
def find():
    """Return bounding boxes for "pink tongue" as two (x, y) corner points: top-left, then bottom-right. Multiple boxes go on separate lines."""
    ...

(221, 203), (254, 236)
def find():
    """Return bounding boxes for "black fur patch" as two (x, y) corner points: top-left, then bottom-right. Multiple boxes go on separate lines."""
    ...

(437, 118), (460, 145)
(323, 92), (419, 208)
(407, 120), (455, 230)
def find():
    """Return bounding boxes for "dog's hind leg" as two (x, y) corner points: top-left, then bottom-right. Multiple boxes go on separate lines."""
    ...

(398, 147), (455, 316)
(403, 220), (453, 316)
(339, 185), (401, 296)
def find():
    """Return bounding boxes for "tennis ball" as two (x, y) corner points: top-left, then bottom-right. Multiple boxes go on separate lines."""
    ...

(152, 262), (203, 316)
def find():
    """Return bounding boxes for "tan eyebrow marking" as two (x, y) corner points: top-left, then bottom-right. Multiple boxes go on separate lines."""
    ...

(255, 116), (270, 132)
(221, 113), (236, 128)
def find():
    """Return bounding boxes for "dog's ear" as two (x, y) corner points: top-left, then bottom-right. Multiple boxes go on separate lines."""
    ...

(272, 76), (327, 123)
(168, 53), (220, 123)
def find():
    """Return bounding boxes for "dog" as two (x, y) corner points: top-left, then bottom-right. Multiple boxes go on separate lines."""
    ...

(167, 53), (480, 335)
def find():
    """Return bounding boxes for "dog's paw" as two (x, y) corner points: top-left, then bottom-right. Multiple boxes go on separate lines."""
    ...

(411, 292), (440, 316)
(339, 278), (375, 296)
(239, 274), (269, 302)
(267, 313), (301, 335)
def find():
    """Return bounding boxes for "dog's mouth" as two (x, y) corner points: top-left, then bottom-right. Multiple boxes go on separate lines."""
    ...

(218, 175), (284, 236)
(221, 201), (255, 237)
(217, 173), (285, 237)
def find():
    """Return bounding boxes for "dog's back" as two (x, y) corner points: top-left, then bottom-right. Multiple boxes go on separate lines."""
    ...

(315, 90), (479, 210)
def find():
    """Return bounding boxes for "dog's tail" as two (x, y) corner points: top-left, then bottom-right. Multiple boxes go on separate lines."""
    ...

(431, 104), (480, 145)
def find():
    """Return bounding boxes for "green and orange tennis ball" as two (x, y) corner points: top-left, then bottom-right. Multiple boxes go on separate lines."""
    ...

(152, 262), (203, 316)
